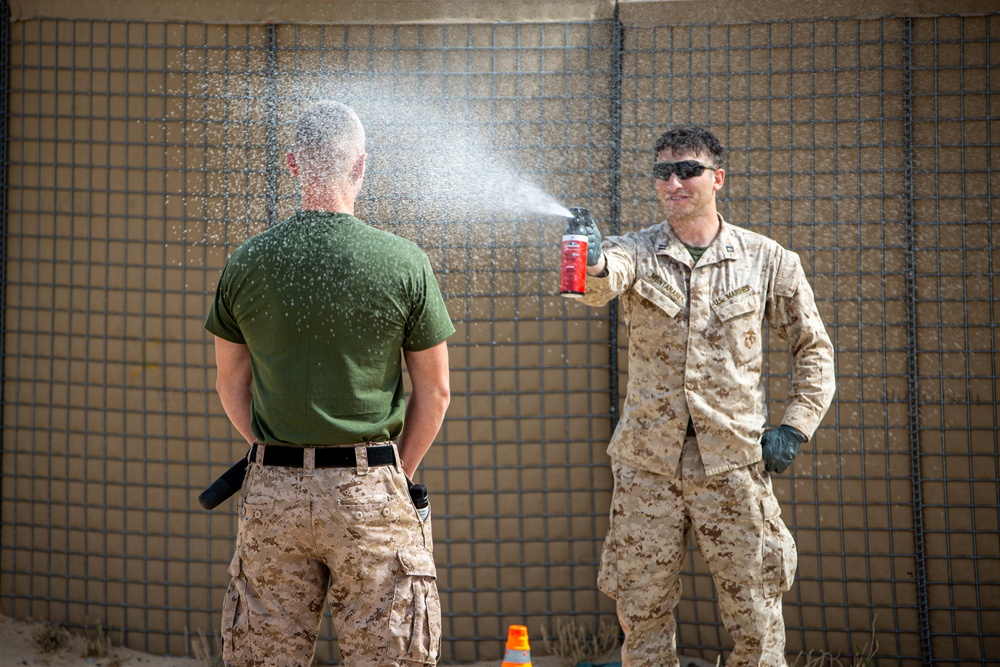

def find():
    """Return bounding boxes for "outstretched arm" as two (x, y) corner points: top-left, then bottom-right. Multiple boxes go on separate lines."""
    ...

(398, 340), (451, 478)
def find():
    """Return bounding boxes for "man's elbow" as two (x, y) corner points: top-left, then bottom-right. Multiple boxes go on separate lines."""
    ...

(436, 384), (451, 411)
(215, 377), (242, 404)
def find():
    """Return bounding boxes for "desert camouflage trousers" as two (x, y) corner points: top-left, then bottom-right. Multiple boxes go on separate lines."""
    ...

(598, 436), (797, 667)
(221, 443), (440, 667)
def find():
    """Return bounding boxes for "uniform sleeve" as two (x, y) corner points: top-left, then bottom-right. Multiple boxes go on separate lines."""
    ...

(204, 261), (247, 344)
(579, 236), (639, 307)
(402, 255), (456, 351)
(766, 249), (836, 440)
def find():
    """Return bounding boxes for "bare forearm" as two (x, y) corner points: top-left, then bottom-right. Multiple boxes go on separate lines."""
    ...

(397, 390), (450, 478)
(217, 381), (255, 446)
(398, 341), (451, 478)
(214, 337), (255, 447)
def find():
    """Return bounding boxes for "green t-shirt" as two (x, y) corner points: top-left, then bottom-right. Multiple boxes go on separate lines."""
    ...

(684, 242), (709, 264)
(204, 211), (455, 446)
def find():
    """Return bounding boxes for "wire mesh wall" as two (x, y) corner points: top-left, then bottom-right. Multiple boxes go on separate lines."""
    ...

(1, 6), (997, 666)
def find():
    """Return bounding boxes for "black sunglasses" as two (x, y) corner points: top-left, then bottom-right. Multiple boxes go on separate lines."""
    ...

(652, 160), (717, 181)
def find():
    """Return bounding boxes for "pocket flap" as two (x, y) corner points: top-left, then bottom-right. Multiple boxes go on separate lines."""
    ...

(712, 293), (756, 322)
(397, 548), (437, 578)
(635, 279), (682, 317)
(242, 494), (274, 517)
(339, 494), (391, 506)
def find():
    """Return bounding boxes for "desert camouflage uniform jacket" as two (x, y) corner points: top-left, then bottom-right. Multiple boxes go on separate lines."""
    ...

(581, 216), (835, 477)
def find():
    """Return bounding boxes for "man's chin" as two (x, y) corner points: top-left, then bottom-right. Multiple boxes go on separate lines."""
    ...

(663, 205), (692, 220)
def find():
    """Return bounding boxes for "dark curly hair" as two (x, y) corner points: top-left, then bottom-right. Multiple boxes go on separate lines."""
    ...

(653, 126), (724, 169)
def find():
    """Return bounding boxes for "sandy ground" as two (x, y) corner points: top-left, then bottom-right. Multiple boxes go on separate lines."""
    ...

(0, 614), (716, 667)
(0, 614), (570, 667)
(0, 614), (200, 666)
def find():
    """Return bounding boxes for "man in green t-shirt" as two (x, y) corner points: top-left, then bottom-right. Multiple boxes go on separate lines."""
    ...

(205, 100), (454, 667)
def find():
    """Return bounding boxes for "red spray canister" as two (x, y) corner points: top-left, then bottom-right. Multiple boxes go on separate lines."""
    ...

(559, 207), (592, 298)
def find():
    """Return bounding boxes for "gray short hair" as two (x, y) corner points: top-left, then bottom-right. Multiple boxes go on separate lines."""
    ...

(292, 100), (366, 182)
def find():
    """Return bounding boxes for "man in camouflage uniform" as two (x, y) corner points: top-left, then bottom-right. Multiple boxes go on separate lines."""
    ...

(205, 101), (454, 667)
(578, 126), (835, 666)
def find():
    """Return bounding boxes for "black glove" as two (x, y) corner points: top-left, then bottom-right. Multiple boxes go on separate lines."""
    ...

(760, 425), (807, 474)
(580, 216), (603, 266)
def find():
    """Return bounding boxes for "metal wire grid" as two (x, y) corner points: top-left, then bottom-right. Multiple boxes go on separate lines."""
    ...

(0, 17), (620, 662)
(908, 16), (998, 663)
(1, 18), (269, 652)
(0, 7), (997, 666)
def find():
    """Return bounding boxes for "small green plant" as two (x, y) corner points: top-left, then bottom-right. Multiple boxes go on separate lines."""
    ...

(33, 621), (68, 653)
(192, 629), (225, 667)
(85, 619), (113, 658)
(541, 617), (620, 667)
(853, 614), (879, 667)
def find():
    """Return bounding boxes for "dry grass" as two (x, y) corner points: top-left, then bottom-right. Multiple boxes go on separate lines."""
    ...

(191, 629), (224, 667)
(540, 617), (621, 667)
(791, 615), (879, 667)
(852, 615), (879, 667)
(84, 620), (113, 658)
(83, 619), (126, 666)
(33, 620), (69, 653)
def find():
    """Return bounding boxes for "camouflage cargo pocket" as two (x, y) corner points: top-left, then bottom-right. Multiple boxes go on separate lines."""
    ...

(221, 553), (247, 664)
(386, 548), (441, 664)
(761, 494), (797, 597)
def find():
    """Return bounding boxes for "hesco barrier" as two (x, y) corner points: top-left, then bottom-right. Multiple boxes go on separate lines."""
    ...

(0, 1), (997, 664)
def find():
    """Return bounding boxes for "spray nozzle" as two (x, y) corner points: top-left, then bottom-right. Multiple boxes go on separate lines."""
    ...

(568, 207), (592, 224)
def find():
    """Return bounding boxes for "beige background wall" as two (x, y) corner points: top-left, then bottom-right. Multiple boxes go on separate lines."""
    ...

(1, 1), (997, 664)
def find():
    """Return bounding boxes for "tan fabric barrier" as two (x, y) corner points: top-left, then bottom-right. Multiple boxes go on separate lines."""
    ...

(9, 0), (997, 25)
(9, 0), (615, 24)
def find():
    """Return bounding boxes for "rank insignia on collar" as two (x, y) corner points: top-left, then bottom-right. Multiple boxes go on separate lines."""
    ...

(726, 245), (734, 252)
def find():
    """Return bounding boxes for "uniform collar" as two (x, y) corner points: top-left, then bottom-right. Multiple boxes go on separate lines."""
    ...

(655, 214), (738, 267)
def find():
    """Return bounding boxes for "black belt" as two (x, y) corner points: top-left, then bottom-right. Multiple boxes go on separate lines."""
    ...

(250, 442), (396, 468)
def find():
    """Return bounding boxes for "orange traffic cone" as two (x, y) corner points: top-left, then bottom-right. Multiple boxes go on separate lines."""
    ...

(501, 625), (532, 666)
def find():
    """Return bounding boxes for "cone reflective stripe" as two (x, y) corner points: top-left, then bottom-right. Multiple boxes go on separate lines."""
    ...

(501, 625), (532, 666)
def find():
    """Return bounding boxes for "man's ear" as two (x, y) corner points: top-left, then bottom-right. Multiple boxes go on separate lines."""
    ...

(713, 167), (725, 191)
(286, 152), (299, 176)
(351, 153), (367, 182)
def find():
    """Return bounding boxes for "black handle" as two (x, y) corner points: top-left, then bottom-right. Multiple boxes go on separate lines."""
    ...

(409, 483), (429, 509)
(198, 456), (249, 510)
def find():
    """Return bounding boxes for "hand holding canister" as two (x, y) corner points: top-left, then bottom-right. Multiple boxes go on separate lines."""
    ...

(580, 211), (602, 266)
